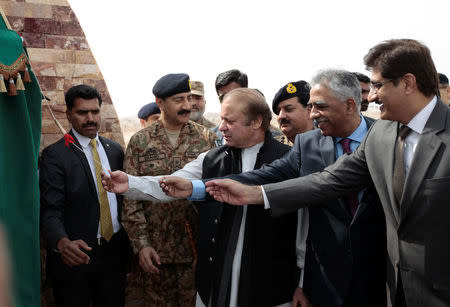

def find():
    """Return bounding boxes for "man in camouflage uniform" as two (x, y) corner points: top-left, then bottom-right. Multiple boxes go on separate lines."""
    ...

(189, 81), (215, 129)
(273, 80), (315, 146)
(122, 73), (216, 307)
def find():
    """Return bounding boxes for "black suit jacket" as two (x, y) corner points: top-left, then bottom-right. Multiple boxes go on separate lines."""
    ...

(197, 133), (299, 307)
(232, 117), (387, 307)
(40, 130), (124, 252)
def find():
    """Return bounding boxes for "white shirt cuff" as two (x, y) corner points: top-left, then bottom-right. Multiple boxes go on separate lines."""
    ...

(261, 186), (271, 209)
(127, 174), (139, 190)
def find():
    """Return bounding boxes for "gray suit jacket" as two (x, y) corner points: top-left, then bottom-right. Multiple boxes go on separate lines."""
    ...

(264, 100), (450, 306)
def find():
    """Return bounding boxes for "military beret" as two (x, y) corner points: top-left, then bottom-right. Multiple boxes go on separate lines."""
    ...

(152, 73), (191, 99)
(439, 73), (449, 85)
(272, 80), (311, 114)
(137, 102), (160, 119)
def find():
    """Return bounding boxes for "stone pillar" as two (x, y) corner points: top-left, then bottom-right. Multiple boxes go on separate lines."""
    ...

(1, 0), (125, 150)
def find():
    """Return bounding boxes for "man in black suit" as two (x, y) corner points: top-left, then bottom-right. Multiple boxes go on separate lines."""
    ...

(40, 85), (130, 307)
(160, 70), (387, 307)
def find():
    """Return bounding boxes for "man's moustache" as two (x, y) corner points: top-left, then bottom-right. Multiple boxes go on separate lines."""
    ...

(82, 122), (97, 128)
(178, 109), (191, 115)
(314, 118), (328, 127)
(279, 118), (291, 125)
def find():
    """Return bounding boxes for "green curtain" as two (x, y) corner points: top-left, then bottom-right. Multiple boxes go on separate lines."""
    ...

(0, 12), (42, 307)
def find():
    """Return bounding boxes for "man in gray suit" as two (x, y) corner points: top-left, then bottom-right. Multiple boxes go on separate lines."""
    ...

(205, 39), (450, 307)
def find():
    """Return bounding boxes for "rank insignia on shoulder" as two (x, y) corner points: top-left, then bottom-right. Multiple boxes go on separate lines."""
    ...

(286, 83), (297, 94)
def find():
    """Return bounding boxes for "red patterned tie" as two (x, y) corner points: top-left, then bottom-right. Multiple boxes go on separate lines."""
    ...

(339, 138), (359, 216)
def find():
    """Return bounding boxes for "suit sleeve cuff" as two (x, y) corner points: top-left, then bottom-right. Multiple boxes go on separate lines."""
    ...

(298, 267), (305, 287)
(261, 186), (271, 209)
(187, 180), (206, 201)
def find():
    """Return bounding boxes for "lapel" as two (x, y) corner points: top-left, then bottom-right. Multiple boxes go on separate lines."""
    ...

(352, 193), (369, 222)
(319, 134), (353, 222)
(69, 130), (98, 198)
(377, 121), (402, 225)
(351, 116), (376, 222)
(400, 100), (447, 218)
(99, 136), (114, 170)
(319, 135), (335, 166)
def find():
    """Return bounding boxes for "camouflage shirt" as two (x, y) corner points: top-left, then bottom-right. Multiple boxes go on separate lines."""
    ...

(122, 120), (216, 263)
(275, 134), (294, 147)
(196, 116), (216, 129)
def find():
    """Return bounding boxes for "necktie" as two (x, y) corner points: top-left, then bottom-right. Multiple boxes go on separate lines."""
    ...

(90, 139), (114, 241)
(393, 126), (412, 205)
(339, 138), (359, 216)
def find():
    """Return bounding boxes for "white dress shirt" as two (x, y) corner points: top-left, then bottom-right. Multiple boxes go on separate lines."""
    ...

(403, 96), (437, 174)
(72, 129), (121, 237)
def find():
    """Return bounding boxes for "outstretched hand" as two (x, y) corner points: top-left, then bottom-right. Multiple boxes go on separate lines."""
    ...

(101, 170), (129, 194)
(205, 179), (263, 205)
(159, 176), (193, 198)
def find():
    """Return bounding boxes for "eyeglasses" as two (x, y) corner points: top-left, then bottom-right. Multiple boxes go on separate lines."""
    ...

(369, 79), (395, 91)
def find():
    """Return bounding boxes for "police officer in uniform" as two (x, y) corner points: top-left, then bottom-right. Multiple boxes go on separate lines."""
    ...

(272, 81), (314, 146)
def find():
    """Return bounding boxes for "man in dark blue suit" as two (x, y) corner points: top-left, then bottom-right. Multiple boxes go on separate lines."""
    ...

(160, 70), (387, 307)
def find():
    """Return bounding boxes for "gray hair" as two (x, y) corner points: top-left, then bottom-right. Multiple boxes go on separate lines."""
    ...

(311, 69), (362, 112)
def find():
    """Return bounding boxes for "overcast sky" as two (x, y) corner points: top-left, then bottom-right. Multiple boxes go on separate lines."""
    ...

(69, 0), (450, 118)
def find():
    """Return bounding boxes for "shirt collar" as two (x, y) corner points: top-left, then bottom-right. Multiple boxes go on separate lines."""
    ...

(242, 141), (264, 155)
(406, 96), (437, 134)
(335, 115), (367, 144)
(72, 129), (99, 149)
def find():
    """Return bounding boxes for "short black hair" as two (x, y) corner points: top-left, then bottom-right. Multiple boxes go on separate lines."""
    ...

(439, 73), (449, 85)
(65, 84), (102, 110)
(353, 72), (370, 83)
(215, 69), (248, 95)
